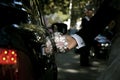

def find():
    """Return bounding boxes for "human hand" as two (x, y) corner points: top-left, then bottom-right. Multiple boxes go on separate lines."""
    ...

(53, 32), (78, 52)
(65, 35), (77, 50)
(53, 32), (68, 53)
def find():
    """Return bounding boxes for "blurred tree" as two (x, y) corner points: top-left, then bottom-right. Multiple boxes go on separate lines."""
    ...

(22, 0), (113, 27)
(39, 0), (70, 15)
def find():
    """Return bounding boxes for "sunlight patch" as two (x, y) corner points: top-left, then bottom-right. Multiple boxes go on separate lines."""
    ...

(64, 69), (79, 73)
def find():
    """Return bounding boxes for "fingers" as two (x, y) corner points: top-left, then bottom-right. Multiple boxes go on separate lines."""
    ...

(66, 35), (77, 50)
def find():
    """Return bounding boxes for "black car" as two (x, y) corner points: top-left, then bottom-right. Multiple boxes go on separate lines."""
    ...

(90, 33), (111, 59)
(0, 0), (57, 80)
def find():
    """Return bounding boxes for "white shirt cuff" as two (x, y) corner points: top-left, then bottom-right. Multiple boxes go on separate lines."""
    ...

(71, 34), (85, 49)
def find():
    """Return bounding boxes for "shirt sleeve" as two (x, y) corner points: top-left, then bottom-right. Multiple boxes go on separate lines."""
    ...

(71, 34), (85, 49)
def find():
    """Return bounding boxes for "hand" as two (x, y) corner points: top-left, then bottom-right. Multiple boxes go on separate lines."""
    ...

(53, 32), (77, 52)
(54, 32), (68, 52)
(66, 35), (77, 50)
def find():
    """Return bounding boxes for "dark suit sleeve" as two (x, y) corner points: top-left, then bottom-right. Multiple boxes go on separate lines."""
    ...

(81, 18), (89, 29)
(76, 1), (119, 46)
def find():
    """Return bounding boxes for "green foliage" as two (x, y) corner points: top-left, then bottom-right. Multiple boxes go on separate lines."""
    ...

(39, 0), (70, 15)
(38, 0), (96, 26)
(56, 11), (69, 20)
